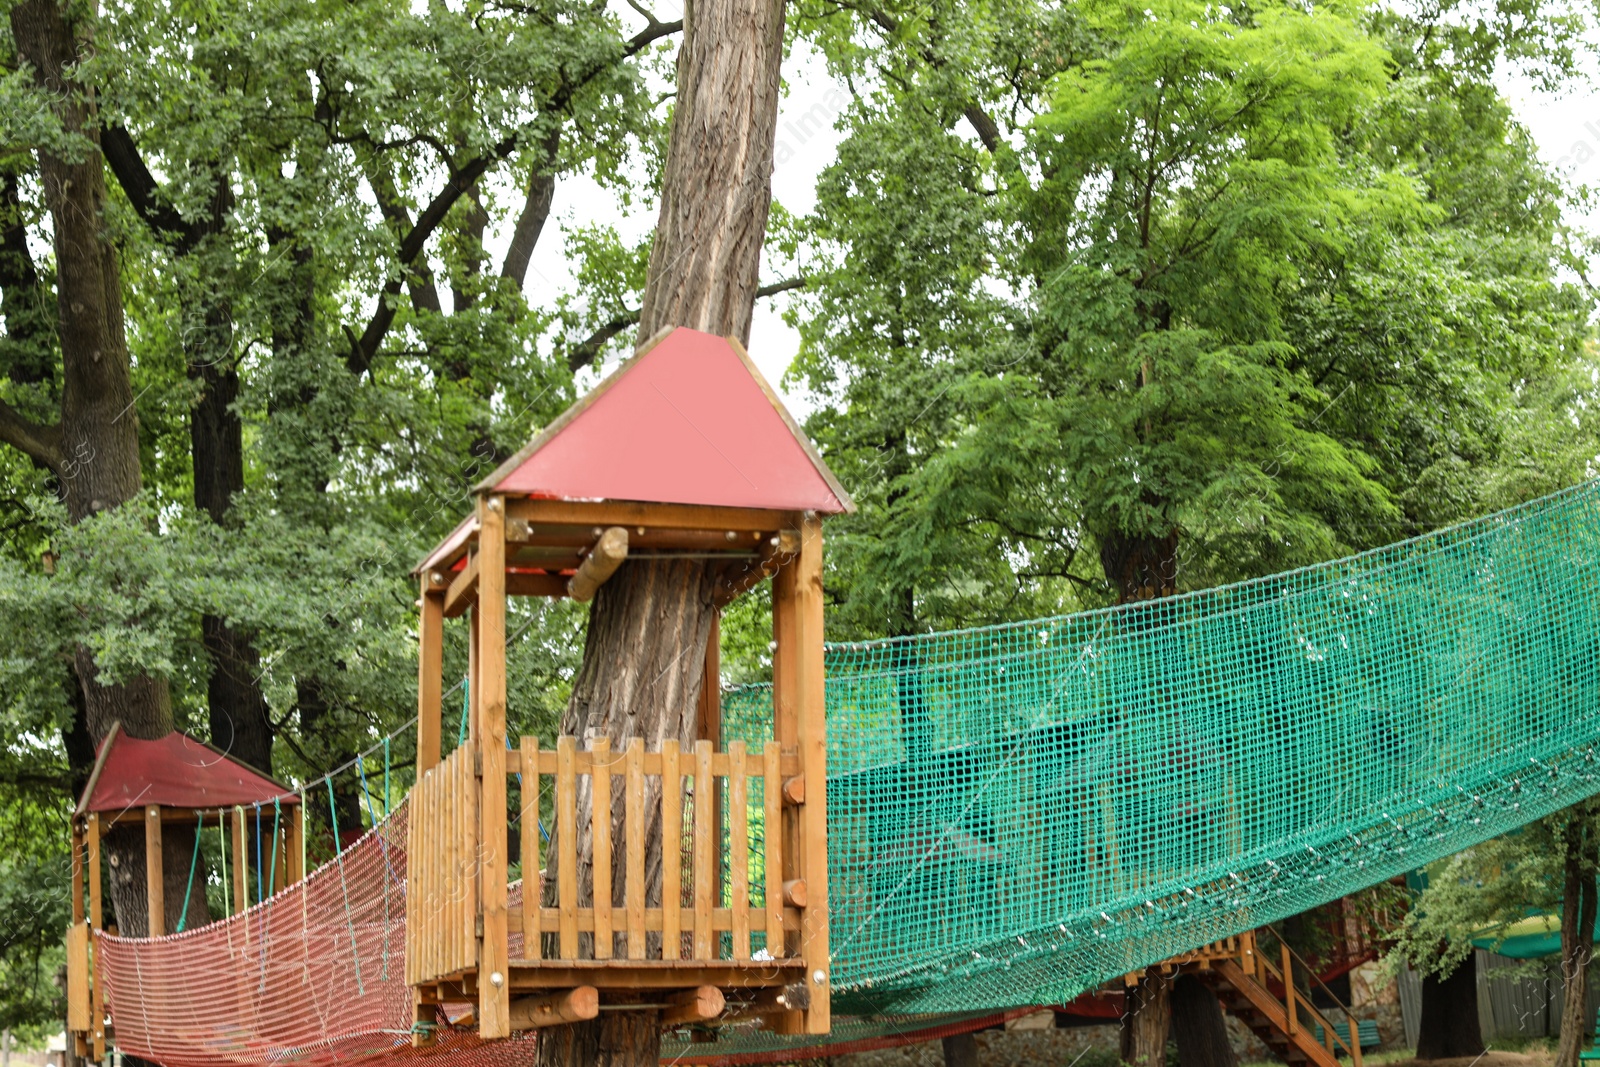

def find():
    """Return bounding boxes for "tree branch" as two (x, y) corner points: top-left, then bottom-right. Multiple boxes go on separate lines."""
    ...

(501, 129), (562, 286)
(0, 397), (62, 471)
(857, 6), (1003, 152)
(100, 124), (199, 247)
(564, 277), (806, 371)
(344, 16), (684, 374)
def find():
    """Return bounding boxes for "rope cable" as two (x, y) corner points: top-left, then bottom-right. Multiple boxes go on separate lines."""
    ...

(175, 811), (203, 933)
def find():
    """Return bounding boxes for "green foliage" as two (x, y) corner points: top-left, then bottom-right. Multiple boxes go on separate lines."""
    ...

(788, 0), (1599, 629)
(1389, 800), (1600, 977)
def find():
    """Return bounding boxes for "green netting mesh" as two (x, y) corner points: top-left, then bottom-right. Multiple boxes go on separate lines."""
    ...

(723, 480), (1600, 1016)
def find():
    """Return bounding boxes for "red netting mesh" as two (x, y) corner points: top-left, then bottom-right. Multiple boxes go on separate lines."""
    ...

(99, 806), (541, 1067)
(97, 805), (980, 1067)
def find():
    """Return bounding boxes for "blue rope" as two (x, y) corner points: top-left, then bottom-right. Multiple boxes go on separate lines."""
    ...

(268, 797), (281, 897)
(383, 737), (391, 814)
(176, 811), (204, 933)
(457, 677), (470, 748)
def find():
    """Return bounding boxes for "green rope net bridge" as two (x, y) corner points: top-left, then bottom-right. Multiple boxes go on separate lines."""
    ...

(99, 480), (1600, 1066)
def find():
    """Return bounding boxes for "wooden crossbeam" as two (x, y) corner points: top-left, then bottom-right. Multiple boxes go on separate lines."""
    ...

(508, 986), (599, 1031)
(662, 986), (725, 1027)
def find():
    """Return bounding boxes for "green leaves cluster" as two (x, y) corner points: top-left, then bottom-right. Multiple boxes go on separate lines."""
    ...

(785, 0), (1600, 630)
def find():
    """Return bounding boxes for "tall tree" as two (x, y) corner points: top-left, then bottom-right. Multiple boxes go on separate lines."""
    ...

(3, 0), (205, 944)
(537, 2), (787, 1066)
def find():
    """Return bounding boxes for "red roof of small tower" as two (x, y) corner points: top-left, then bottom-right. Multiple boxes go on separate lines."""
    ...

(75, 723), (298, 816)
(476, 327), (853, 513)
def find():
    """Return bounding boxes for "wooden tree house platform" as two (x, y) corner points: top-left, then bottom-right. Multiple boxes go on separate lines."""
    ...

(407, 326), (853, 1040)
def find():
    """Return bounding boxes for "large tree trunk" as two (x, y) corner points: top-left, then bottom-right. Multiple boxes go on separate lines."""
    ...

(1122, 971), (1173, 1067)
(1556, 814), (1597, 1067)
(9, 0), (200, 953)
(1415, 957), (1484, 1059)
(1171, 975), (1237, 1067)
(188, 275), (274, 775)
(537, 2), (784, 1064)
(635, 0), (784, 346)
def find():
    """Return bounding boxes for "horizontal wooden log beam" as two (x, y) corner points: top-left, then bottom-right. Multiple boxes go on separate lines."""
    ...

(508, 986), (599, 1030)
(569, 526), (628, 602)
(443, 554), (479, 618)
(662, 985), (725, 1027)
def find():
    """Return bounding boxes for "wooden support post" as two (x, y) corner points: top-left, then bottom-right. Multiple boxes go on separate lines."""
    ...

(478, 495), (510, 1039)
(232, 807), (248, 915)
(567, 526), (629, 602)
(418, 576), (445, 773)
(663, 986), (725, 1027)
(71, 824), (84, 925)
(145, 805), (165, 937)
(662, 740), (683, 960)
(508, 986), (599, 1031)
(795, 513), (830, 1033)
(769, 556), (803, 1033)
(87, 813), (103, 1061)
(1282, 940), (1296, 1035)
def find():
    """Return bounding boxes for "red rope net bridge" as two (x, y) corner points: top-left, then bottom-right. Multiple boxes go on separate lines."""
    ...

(96, 807), (548, 1067)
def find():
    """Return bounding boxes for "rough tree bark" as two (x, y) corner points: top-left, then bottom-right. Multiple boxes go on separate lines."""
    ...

(1414, 957), (1484, 1059)
(1171, 975), (1238, 1067)
(537, 2), (785, 1065)
(6, 0), (207, 952)
(1555, 811), (1597, 1067)
(1122, 971), (1173, 1067)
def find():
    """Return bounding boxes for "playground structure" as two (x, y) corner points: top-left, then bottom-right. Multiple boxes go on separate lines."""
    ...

(404, 326), (851, 1038)
(59, 327), (1600, 1067)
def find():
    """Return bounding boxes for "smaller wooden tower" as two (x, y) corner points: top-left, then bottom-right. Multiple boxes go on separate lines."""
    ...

(65, 722), (303, 1060)
(407, 327), (852, 1040)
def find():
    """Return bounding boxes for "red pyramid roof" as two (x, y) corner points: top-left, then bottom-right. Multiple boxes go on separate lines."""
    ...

(476, 327), (853, 513)
(76, 723), (298, 815)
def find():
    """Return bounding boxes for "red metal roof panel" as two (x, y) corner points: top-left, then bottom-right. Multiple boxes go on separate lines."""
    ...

(482, 327), (851, 513)
(78, 728), (297, 814)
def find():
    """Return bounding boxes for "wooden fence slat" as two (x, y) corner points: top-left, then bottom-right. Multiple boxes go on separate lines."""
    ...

(763, 742), (783, 958)
(521, 737), (541, 961)
(693, 740), (714, 960)
(558, 736), (578, 959)
(625, 738), (646, 960)
(592, 736), (613, 960)
(729, 741), (750, 960)
(662, 740), (682, 960)
(446, 755), (456, 974)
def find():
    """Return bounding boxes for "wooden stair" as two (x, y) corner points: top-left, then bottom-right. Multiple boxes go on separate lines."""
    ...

(1169, 929), (1365, 1067)
(1206, 959), (1340, 1067)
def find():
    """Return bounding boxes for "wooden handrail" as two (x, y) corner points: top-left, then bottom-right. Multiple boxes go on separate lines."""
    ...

(1262, 926), (1364, 1065)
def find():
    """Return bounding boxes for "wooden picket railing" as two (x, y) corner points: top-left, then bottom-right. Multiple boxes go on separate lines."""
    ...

(406, 744), (479, 985)
(508, 736), (803, 963)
